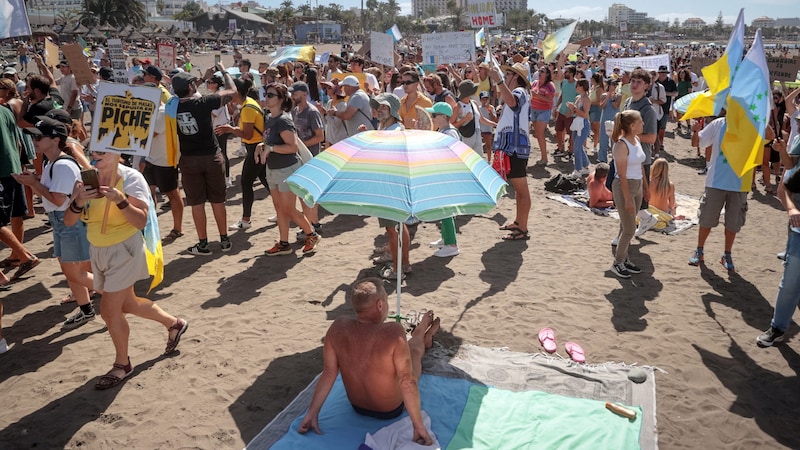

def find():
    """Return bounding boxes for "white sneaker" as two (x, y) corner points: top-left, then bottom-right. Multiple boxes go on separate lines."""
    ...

(267, 215), (278, 223)
(434, 244), (460, 257)
(225, 177), (234, 188)
(429, 238), (444, 248)
(634, 213), (658, 237)
(611, 235), (619, 246)
(0, 337), (11, 354)
(229, 219), (252, 230)
(570, 170), (582, 178)
(580, 167), (591, 176)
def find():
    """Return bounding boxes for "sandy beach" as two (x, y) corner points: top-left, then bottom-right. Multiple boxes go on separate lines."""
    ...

(1, 48), (799, 449)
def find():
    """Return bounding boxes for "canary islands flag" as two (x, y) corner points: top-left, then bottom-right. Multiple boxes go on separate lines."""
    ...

(542, 22), (577, 64)
(721, 28), (770, 178)
(683, 9), (744, 120)
(270, 46), (316, 67)
(143, 196), (164, 293)
(475, 27), (485, 48)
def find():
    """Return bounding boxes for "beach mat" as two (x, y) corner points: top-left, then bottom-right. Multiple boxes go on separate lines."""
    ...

(546, 191), (699, 235)
(246, 345), (658, 449)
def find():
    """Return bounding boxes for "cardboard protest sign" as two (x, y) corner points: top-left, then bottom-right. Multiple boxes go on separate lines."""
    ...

(330, 72), (369, 91)
(61, 43), (94, 86)
(370, 31), (395, 67)
(106, 39), (129, 83)
(157, 43), (175, 71)
(422, 31), (476, 65)
(89, 83), (161, 157)
(767, 57), (800, 82)
(44, 38), (59, 68)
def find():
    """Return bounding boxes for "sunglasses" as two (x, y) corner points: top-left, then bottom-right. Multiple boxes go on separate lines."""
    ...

(91, 150), (106, 156)
(31, 134), (49, 141)
(265, 92), (279, 98)
(402, 80), (417, 85)
(431, 113), (444, 118)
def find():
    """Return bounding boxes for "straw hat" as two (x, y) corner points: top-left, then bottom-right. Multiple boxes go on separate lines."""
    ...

(501, 62), (529, 87)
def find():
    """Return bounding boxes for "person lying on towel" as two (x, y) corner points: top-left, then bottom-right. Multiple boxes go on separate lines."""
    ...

(298, 277), (440, 446)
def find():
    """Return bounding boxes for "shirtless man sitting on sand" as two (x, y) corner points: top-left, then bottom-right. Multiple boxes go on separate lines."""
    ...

(298, 277), (440, 445)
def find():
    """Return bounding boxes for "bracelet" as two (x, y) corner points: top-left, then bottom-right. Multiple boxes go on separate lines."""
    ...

(69, 201), (84, 213)
(116, 199), (130, 210)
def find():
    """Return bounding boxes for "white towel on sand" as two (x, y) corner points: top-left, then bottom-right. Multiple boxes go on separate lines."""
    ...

(363, 410), (441, 450)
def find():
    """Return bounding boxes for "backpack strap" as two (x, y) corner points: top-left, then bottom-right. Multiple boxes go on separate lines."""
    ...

(241, 102), (264, 135)
(48, 155), (81, 179)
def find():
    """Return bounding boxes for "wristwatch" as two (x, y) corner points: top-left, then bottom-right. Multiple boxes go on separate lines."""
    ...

(268, 145), (274, 153)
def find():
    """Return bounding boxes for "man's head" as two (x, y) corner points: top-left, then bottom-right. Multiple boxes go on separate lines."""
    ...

(171, 72), (199, 98)
(564, 66), (576, 80)
(25, 74), (50, 100)
(239, 58), (252, 72)
(340, 75), (361, 96)
(401, 71), (420, 95)
(657, 65), (669, 81)
(479, 91), (490, 103)
(629, 68), (651, 98)
(2, 66), (18, 82)
(289, 81), (309, 105)
(370, 93), (401, 123)
(593, 162), (610, 180)
(56, 60), (71, 75)
(349, 55), (366, 73)
(144, 65), (163, 83)
(423, 74), (441, 95)
(351, 278), (388, 316)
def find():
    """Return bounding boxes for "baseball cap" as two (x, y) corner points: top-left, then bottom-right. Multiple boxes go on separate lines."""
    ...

(23, 117), (68, 138)
(425, 102), (453, 117)
(44, 109), (72, 125)
(479, 91), (490, 99)
(171, 71), (198, 94)
(340, 75), (360, 87)
(99, 67), (114, 80)
(145, 65), (163, 80)
(141, 58), (152, 65)
(56, 60), (69, 68)
(2, 67), (16, 76)
(289, 81), (309, 93)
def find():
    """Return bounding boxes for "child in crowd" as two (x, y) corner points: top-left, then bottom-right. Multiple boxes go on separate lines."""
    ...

(587, 162), (614, 208)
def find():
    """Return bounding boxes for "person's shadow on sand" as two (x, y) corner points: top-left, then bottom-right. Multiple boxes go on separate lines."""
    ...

(603, 239), (663, 332)
(694, 338), (800, 449)
(699, 264), (779, 331)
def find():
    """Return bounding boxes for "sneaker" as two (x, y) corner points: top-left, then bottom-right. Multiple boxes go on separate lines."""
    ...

(697, 167), (708, 175)
(688, 248), (704, 266)
(220, 239), (232, 252)
(570, 170), (582, 178)
(634, 213), (658, 237)
(610, 262), (631, 278)
(265, 241), (292, 256)
(777, 251), (787, 261)
(756, 326), (785, 347)
(302, 233), (320, 254)
(611, 235), (619, 246)
(623, 259), (642, 274)
(580, 167), (591, 176)
(226, 177), (235, 188)
(63, 309), (96, 329)
(720, 253), (735, 271)
(429, 238), (444, 248)
(434, 244), (460, 257)
(267, 215), (278, 223)
(186, 243), (212, 255)
(379, 265), (406, 281)
(553, 149), (565, 157)
(0, 337), (10, 354)
(229, 219), (252, 230)
(372, 251), (393, 264)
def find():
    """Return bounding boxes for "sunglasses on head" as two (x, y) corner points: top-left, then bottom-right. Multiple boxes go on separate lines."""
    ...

(265, 92), (279, 99)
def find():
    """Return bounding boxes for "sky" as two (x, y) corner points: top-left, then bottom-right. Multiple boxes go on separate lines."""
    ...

(294, 0), (796, 27)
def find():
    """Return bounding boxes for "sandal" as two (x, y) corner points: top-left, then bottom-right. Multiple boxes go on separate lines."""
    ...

(95, 357), (133, 390)
(164, 318), (189, 355)
(499, 221), (520, 231)
(161, 229), (184, 244)
(10, 257), (40, 281)
(765, 185), (776, 195)
(0, 258), (20, 269)
(502, 229), (530, 241)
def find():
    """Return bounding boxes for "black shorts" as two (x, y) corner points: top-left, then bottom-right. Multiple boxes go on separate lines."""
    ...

(351, 402), (405, 420)
(507, 155), (528, 179)
(0, 177), (27, 225)
(143, 161), (179, 193)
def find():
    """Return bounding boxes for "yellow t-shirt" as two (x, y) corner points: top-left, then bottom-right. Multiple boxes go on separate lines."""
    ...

(159, 85), (172, 105)
(83, 166), (150, 247)
(618, 84), (631, 112)
(239, 97), (265, 145)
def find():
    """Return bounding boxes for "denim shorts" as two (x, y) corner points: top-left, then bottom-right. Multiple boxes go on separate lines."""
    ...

(48, 210), (91, 262)
(530, 108), (552, 123)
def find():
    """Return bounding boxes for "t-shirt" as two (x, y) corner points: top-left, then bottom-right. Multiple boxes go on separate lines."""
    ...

(530, 79), (555, 111)
(699, 117), (753, 192)
(0, 106), (22, 177)
(146, 104), (169, 167)
(558, 80), (577, 115)
(343, 90), (373, 136)
(176, 94), (221, 156)
(292, 103), (324, 155)
(239, 97), (264, 145)
(83, 166), (150, 247)
(659, 77), (677, 113)
(42, 156), (81, 211)
(59, 74), (81, 111)
(624, 96), (657, 165)
(264, 112), (299, 169)
(399, 94), (432, 130)
(23, 87), (64, 124)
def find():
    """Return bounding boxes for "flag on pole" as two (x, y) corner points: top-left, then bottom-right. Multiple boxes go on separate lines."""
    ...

(475, 27), (485, 47)
(486, 38), (503, 82)
(721, 28), (771, 178)
(682, 9), (745, 120)
(269, 46), (316, 66)
(387, 24), (403, 42)
(542, 21), (578, 64)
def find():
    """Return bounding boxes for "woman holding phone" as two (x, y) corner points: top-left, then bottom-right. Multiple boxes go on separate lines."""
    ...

(64, 144), (187, 390)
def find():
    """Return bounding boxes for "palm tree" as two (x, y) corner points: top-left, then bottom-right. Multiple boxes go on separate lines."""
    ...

(82, 0), (146, 28)
(56, 9), (80, 27)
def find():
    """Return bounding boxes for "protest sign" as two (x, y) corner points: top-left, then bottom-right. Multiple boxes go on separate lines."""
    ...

(330, 72), (369, 91)
(106, 39), (129, 83)
(422, 31), (476, 65)
(89, 83), (161, 157)
(157, 43), (175, 71)
(767, 57), (800, 82)
(44, 38), (59, 68)
(62, 43), (94, 86)
(466, 1), (497, 29)
(370, 31), (395, 67)
(605, 54), (670, 73)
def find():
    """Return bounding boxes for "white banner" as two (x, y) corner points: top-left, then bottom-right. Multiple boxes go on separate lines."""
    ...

(90, 83), (161, 157)
(422, 31), (476, 65)
(370, 31), (395, 67)
(106, 39), (129, 83)
(466, 1), (497, 29)
(605, 54), (670, 73)
(0, 0), (32, 39)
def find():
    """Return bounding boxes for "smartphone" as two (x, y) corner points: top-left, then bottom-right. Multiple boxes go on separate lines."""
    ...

(214, 54), (221, 65)
(80, 168), (99, 189)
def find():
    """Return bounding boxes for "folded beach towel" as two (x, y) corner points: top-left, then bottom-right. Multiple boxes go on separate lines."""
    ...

(363, 411), (441, 450)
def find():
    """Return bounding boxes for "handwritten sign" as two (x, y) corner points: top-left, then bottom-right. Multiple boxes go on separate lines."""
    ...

(370, 31), (395, 67)
(106, 39), (128, 83)
(767, 56), (800, 82)
(157, 43), (175, 71)
(62, 43), (94, 86)
(466, 1), (497, 29)
(44, 38), (59, 69)
(605, 54), (670, 73)
(90, 83), (161, 157)
(422, 31), (476, 65)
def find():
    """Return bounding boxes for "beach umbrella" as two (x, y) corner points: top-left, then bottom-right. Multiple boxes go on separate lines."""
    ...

(221, 67), (262, 88)
(674, 91), (703, 114)
(286, 129), (507, 318)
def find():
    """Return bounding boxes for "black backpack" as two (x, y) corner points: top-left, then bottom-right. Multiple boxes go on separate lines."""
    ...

(544, 173), (585, 194)
(457, 101), (477, 138)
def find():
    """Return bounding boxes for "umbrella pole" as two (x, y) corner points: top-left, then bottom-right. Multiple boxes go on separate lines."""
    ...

(395, 222), (402, 322)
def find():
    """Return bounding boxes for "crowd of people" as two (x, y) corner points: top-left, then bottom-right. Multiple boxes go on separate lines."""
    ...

(1, 37), (800, 436)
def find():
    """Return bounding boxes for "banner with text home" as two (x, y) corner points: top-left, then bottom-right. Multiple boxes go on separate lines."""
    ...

(466, 1), (497, 29)
(422, 31), (476, 65)
(89, 83), (161, 158)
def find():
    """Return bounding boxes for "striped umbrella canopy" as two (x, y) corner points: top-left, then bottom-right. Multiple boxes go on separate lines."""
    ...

(287, 129), (506, 223)
(287, 129), (506, 318)
(674, 91), (703, 114)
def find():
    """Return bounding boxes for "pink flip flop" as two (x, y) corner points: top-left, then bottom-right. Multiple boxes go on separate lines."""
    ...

(538, 327), (557, 353)
(565, 342), (586, 363)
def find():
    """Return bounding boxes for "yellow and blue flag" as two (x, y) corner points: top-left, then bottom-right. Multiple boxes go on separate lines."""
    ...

(475, 27), (485, 48)
(683, 9), (744, 120)
(721, 28), (771, 178)
(270, 46), (316, 67)
(143, 197), (164, 293)
(542, 22), (577, 64)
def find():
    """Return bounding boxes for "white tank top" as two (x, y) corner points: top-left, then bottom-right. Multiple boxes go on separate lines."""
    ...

(615, 137), (645, 180)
